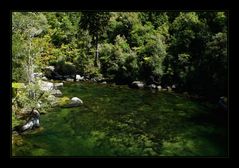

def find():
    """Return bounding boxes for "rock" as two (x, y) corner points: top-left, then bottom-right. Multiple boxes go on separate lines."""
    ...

(157, 85), (162, 91)
(172, 84), (176, 89)
(71, 97), (83, 104)
(131, 81), (145, 89)
(45, 66), (55, 71)
(147, 84), (157, 89)
(76, 74), (84, 81)
(101, 81), (107, 84)
(218, 96), (228, 112)
(36, 102), (41, 108)
(42, 76), (48, 81)
(18, 110), (40, 133)
(91, 78), (97, 82)
(51, 89), (63, 97)
(66, 78), (74, 82)
(65, 97), (83, 107)
(167, 86), (172, 91)
(39, 81), (54, 91)
(48, 95), (56, 101)
(31, 72), (43, 79)
(54, 82), (64, 88)
(162, 88), (167, 91)
(47, 95), (58, 106)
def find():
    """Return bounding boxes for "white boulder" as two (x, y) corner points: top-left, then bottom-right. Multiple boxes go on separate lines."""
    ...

(131, 81), (145, 89)
(54, 82), (64, 88)
(76, 74), (84, 81)
(157, 85), (162, 91)
(40, 81), (54, 91)
(65, 97), (83, 107)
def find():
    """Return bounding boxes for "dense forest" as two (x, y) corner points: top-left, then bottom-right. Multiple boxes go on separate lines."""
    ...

(12, 11), (228, 156)
(12, 11), (227, 98)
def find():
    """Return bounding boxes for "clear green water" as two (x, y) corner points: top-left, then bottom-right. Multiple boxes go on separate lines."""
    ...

(12, 82), (228, 157)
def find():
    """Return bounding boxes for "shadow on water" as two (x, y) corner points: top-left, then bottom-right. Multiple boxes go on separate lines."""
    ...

(12, 82), (228, 157)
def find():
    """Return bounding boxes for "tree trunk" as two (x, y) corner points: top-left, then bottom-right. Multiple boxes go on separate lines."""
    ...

(28, 40), (32, 84)
(94, 33), (100, 68)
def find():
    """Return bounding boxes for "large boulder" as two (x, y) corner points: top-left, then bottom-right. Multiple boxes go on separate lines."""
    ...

(131, 81), (145, 89)
(76, 74), (84, 81)
(65, 97), (83, 107)
(157, 85), (162, 91)
(16, 110), (40, 133)
(39, 81), (54, 91)
(54, 82), (64, 88)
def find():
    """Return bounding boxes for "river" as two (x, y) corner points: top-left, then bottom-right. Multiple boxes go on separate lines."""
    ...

(12, 82), (228, 156)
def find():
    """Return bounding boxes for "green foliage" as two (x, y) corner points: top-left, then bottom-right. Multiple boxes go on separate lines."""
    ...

(57, 96), (70, 107)
(100, 35), (139, 83)
(51, 60), (76, 76)
(138, 31), (167, 81)
(12, 12), (49, 82)
(12, 80), (52, 116)
(12, 11), (228, 99)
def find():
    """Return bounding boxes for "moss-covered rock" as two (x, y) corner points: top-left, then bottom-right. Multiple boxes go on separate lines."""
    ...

(57, 96), (70, 107)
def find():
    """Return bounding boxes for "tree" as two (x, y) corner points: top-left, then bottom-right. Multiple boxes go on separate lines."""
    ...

(79, 12), (110, 67)
(12, 12), (49, 83)
(166, 12), (207, 91)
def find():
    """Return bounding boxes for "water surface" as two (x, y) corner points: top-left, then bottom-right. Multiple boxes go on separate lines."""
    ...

(12, 82), (228, 156)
